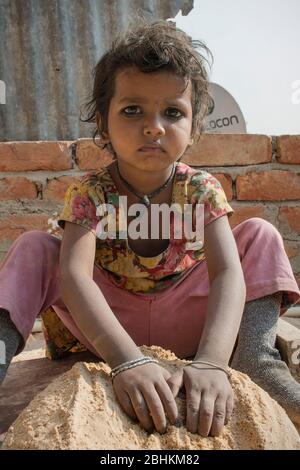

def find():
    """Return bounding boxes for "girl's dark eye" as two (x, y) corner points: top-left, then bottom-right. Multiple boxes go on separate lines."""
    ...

(121, 106), (183, 119)
(165, 108), (183, 119)
(122, 106), (141, 116)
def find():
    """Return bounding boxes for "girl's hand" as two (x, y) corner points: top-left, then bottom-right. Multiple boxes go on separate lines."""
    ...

(112, 362), (179, 434)
(167, 365), (234, 437)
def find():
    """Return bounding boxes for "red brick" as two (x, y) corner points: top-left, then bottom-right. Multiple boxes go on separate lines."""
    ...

(183, 134), (272, 166)
(0, 141), (73, 172)
(277, 136), (300, 164)
(212, 173), (233, 201)
(0, 177), (37, 200)
(236, 171), (300, 201)
(44, 176), (80, 202)
(278, 206), (300, 235)
(0, 215), (51, 243)
(228, 204), (268, 228)
(76, 139), (113, 170)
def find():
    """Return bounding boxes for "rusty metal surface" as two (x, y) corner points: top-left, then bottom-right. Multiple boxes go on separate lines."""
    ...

(0, 0), (193, 141)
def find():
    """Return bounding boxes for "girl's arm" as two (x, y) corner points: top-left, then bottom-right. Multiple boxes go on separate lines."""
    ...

(60, 274), (145, 368)
(167, 214), (246, 437)
(59, 222), (144, 368)
(194, 214), (247, 365)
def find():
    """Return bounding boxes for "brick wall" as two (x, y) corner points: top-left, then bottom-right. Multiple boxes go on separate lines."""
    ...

(0, 135), (299, 288)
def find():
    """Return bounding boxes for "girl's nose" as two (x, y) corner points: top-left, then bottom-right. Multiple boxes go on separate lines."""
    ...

(143, 117), (165, 137)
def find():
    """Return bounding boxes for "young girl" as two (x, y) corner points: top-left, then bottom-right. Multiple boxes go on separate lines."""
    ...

(1, 19), (300, 438)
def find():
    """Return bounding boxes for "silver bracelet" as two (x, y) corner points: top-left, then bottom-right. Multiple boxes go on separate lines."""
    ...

(110, 356), (158, 375)
(110, 358), (159, 381)
(111, 356), (146, 374)
(185, 360), (230, 378)
(110, 356), (159, 381)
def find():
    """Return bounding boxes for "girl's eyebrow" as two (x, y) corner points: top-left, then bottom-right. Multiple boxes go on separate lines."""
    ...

(118, 96), (186, 105)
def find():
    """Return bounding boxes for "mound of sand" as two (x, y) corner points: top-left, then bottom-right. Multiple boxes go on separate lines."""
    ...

(2, 346), (300, 450)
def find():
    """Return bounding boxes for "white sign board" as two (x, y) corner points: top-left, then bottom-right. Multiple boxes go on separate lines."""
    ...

(204, 82), (247, 134)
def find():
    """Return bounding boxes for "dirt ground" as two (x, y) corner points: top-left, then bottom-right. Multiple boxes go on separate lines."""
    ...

(1, 312), (299, 449)
(2, 345), (300, 450)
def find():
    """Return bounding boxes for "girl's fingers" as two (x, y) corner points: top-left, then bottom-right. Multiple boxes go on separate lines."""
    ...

(129, 389), (154, 433)
(166, 369), (184, 398)
(225, 394), (235, 425)
(185, 389), (201, 434)
(198, 394), (215, 437)
(209, 395), (227, 437)
(142, 385), (168, 434)
(114, 387), (137, 422)
(155, 380), (179, 425)
(160, 367), (172, 381)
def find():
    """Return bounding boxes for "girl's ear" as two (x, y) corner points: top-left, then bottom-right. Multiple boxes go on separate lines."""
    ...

(95, 112), (110, 143)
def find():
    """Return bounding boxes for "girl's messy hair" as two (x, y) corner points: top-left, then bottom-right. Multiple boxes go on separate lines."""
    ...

(80, 15), (214, 157)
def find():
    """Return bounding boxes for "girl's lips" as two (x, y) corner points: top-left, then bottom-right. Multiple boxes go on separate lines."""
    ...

(139, 147), (164, 152)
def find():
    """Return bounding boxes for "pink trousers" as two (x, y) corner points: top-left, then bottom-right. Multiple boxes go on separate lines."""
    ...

(0, 217), (299, 359)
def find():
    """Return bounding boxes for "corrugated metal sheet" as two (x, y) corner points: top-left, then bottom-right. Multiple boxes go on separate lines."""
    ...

(0, 0), (193, 141)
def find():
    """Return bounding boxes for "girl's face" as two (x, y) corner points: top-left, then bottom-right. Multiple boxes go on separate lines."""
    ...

(98, 66), (193, 173)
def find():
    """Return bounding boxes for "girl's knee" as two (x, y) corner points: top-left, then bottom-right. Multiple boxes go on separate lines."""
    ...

(241, 217), (282, 241)
(16, 230), (61, 252)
